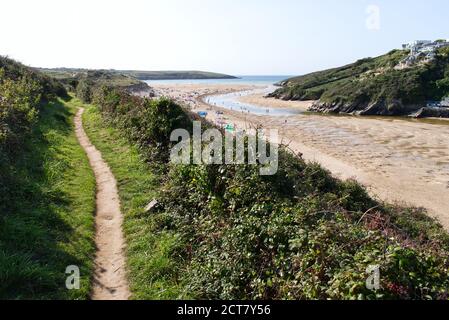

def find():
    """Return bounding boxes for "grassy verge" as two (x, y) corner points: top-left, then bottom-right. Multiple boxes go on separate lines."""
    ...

(82, 102), (189, 299)
(0, 97), (96, 299)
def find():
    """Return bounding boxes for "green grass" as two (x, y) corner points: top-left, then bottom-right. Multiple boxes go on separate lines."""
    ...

(82, 103), (189, 300)
(0, 97), (96, 299)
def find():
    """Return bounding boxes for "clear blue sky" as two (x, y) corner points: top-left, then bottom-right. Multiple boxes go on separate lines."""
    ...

(1, 0), (449, 75)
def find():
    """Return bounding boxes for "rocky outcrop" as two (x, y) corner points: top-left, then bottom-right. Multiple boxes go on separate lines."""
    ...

(410, 107), (449, 118)
(308, 99), (429, 117)
(126, 82), (155, 98)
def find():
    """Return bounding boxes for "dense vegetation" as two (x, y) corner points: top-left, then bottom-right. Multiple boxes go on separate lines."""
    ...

(82, 85), (449, 300)
(270, 48), (449, 115)
(38, 68), (145, 104)
(0, 57), (67, 154)
(0, 57), (95, 299)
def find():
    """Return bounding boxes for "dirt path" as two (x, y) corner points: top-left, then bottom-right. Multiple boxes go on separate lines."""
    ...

(74, 108), (130, 300)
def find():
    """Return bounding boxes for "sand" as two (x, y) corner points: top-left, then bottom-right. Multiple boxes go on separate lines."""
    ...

(238, 93), (313, 111)
(153, 84), (449, 230)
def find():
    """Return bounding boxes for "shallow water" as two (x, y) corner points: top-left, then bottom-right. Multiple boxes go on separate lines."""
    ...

(206, 86), (304, 116)
(208, 84), (449, 125)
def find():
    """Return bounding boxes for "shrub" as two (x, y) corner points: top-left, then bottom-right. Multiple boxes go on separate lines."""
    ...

(0, 69), (40, 153)
(158, 152), (449, 299)
(76, 79), (93, 103)
(87, 86), (191, 163)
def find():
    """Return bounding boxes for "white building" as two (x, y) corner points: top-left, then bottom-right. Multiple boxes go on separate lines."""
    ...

(402, 40), (432, 51)
(399, 39), (449, 67)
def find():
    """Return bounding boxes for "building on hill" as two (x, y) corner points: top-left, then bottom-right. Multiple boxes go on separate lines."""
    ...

(399, 39), (449, 67)
(402, 40), (432, 52)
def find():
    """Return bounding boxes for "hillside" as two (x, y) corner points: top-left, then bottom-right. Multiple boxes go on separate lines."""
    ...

(38, 68), (144, 91)
(270, 47), (449, 117)
(39, 68), (236, 103)
(40, 68), (236, 81)
(38, 68), (154, 103)
(118, 70), (237, 80)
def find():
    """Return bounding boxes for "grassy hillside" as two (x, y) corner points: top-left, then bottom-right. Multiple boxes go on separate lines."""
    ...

(118, 70), (237, 80)
(79, 84), (449, 300)
(40, 68), (236, 82)
(0, 58), (96, 299)
(270, 48), (449, 116)
(40, 68), (141, 87)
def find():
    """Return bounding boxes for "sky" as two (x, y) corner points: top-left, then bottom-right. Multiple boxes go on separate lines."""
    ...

(1, 0), (449, 75)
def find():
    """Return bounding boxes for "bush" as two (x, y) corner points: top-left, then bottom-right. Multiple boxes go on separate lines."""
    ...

(158, 152), (449, 299)
(0, 69), (40, 153)
(76, 79), (93, 103)
(87, 86), (191, 163)
(0, 56), (67, 101)
(0, 57), (68, 155)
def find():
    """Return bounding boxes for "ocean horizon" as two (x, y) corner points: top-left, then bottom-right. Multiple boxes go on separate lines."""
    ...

(145, 75), (292, 86)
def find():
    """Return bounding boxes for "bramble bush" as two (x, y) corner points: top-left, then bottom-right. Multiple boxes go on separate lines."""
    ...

(0, 57), (67, 155)
(159, 154), (449, 299)
(91, 86), (191, 163)
(0, 69), (40, 153)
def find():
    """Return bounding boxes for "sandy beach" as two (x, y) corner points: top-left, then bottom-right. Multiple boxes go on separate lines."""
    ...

(153, 83), (449, 230)
(238, 93), (313, 111)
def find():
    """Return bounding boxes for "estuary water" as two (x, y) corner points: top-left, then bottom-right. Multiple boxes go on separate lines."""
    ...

(205, 86), (304, 116)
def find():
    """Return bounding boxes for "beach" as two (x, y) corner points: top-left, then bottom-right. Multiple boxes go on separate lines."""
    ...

(238, 93), (313, 111)
(153, 83), (449, 230)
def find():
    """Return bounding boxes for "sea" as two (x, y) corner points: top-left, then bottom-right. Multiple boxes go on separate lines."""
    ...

(144, 75), (291, 86)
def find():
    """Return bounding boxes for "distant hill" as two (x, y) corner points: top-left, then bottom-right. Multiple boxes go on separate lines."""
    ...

(270, 47), (449, 117)
(38, 68), (142, 88)
(39, 68), (237, 81)
(38, 68), (156, 102)
(118, 70), (237, 80)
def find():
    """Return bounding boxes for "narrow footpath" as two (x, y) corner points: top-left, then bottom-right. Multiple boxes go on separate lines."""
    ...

(74, 108), (130, 300)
